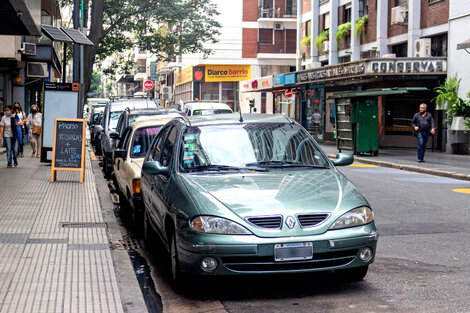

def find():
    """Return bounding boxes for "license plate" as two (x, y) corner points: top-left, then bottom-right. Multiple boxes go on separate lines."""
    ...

(274, 242), (313, 262)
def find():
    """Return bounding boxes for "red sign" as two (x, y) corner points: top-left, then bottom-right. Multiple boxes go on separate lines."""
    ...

(143, 80), (154, 90)
(284, 89), (293, 98)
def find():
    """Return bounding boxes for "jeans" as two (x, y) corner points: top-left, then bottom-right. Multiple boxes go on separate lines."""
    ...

(417, 131), (430, 160)
(4, 137), (18, 165)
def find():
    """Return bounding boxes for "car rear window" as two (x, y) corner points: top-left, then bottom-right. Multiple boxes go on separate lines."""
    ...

(192, 109), (232, 116)
(130, 126), (162, 158)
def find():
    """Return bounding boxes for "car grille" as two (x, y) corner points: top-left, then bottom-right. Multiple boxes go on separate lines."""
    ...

(222, 249), (358, 272)
(247, 216), (282, 229)
(297, 213), (330, 227)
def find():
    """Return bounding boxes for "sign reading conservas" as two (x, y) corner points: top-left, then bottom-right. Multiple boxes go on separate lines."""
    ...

(204, 65), (251, 82)
(51, 118), (86, 183)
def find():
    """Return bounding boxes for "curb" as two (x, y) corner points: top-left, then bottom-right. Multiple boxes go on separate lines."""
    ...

(328, 154), (470, 182)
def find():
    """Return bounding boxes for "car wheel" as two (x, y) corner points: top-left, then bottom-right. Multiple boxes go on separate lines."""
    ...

(337, 265), (369, 282)
(169, 230), (185, 289)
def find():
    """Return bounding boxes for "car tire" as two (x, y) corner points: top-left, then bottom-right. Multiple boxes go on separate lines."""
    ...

(337, 265), (369, 282)
(169, 230), (186, 290)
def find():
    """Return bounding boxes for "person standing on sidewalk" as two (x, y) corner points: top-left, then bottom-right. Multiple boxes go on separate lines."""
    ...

(412, 103), (435, 163)
(0, 105), (20, 167)
(13, 101), (26, 158)
(27, 104), (42, 158)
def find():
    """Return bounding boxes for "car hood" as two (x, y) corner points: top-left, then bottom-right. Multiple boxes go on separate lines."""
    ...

(180, 169), (368, 235)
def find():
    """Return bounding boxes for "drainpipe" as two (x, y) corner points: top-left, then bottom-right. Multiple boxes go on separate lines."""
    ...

(296, 0), (303, 71)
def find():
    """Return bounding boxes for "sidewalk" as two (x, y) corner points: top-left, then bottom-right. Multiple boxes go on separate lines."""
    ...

(0, 145), (144, 313)
(320, 144), (470, 181)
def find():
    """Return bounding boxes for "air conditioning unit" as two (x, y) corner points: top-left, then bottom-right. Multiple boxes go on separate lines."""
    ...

(161, 86), (172, 100)
(391, 6), (407, 25)
(274, 23), (283, 30)
(415, 38), (431, 57)
(322, 41), (329, 52)
(26, 62), (48, 78)
(21, 42), (36, 56)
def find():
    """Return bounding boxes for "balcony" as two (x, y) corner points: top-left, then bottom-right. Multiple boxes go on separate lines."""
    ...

(133, 66), (147, 81)
(257, 6), (297, 25)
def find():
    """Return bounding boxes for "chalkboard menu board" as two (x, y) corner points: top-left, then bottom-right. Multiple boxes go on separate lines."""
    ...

(51, 118), (86, 183)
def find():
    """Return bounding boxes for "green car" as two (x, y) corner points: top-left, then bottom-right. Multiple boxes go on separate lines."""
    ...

(141, 114), (378, 284)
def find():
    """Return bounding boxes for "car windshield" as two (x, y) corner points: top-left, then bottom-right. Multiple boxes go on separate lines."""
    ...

(131, 126), (162, 158)
(193, 109), (232, 116)
(109, 111), (123, 130)
(180, 123), (329, 172)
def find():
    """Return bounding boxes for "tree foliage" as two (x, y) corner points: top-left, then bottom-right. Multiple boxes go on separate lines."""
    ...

(59, 0), (221, 97)
(89, 70), (103, 97)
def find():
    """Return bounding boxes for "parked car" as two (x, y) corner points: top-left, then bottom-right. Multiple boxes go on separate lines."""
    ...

(113, 108), (182, 147)
(141, 113), (378, 286)
(100, 98), (158, 177)
(183, 102), (233, 116)
(87, 99), (108, 127)
(91, 111), (104, 155)
(113, 115), (176, 226)
(90, 106), (104, 142)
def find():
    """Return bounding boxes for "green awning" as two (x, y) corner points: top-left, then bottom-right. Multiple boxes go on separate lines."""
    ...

(332, 87), (429, 99)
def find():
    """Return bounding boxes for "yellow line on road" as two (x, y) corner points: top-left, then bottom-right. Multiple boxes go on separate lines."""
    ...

(453, 189), (470, 194)
(347, 164), (379, 167)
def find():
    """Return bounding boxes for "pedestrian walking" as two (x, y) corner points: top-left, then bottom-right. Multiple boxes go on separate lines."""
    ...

(27, 104), (42, 158)
(0, 105), (21, 168)
(13, 101), (26, 157)
(412, 103), (435, 163)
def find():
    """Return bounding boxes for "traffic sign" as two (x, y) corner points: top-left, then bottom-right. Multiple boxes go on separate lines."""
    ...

(284, 89), (293, 98)
(143, 80), (154, 90)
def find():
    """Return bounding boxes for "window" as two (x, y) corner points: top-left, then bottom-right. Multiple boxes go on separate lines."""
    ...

(259, 29), (273, 45)
(201, 82), (219, 101)
(322, 13), (330, 31)
(149, 126), (171, 162)
(431, 33), (447, 57)
(305, 20), (311, 38)
(286, 0), (297, 15)
(131, 126), (162, 158)
(391, 42), (408, 57)
(117, 127), (132, 149)
(344, 6), (351, 23)
(160, 126), (177, 167)
(394, 0), (408, 6)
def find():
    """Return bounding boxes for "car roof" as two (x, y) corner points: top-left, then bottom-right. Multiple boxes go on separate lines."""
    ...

(130, 114), (180, 129)
(184, 102), (232, 110)
(127, 108), (179, 116)
(110, 99), (158, 112)
(182, 113), (294, 126)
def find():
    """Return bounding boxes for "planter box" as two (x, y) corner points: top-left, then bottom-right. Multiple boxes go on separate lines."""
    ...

(450, 117), (470, 131)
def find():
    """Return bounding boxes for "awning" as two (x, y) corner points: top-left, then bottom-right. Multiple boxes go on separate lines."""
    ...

(332, 87), (429, 99)
(41, 25), (93, 46)
(457, 38), (470, 50)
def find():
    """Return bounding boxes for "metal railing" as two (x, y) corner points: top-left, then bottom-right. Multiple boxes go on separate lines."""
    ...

(258, 6), (280, 18)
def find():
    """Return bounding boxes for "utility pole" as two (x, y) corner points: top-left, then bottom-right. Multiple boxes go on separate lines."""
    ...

(296, 0), (303, 71)
(73, 0), (80, 83)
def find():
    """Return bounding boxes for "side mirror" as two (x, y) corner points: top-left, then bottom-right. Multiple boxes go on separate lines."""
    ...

(142, 161), (170, 177)
(332, 153), (354, 166)
(110, 132), (120, 140)
(114, 149), (126, 160)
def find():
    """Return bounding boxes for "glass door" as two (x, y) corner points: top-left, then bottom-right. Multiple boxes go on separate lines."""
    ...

(302, 85), (325, 142)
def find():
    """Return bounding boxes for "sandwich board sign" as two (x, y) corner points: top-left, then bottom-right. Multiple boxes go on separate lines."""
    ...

(50, 118), (86, 183)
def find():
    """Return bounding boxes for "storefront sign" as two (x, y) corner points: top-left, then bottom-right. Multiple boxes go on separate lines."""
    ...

(369, 59), (446, 74)
(285, 73), (296, 85)
(296, 58), (447, 84)
(259, 75), (272, 89)
(204, 65), (251, 82)
(273, 74), (285, 87)
(175, 66), (193, 86)
(193, 66), (205, 82)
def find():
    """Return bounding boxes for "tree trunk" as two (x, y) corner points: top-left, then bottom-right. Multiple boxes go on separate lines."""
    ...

(83, 0), (105, 100)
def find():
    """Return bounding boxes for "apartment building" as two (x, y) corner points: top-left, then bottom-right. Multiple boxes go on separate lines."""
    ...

(245, 0), (450, 151)
(165, 0), (298, 113)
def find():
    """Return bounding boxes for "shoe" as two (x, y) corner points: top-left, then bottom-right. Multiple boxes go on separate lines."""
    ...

(418, 159), (425, 163)
(20, 153), (24, 158)
(14, 161), (18, 167)
(31, 152), (35, 157)
(36, 155), (40, 158)
(6, 165), (12, 168)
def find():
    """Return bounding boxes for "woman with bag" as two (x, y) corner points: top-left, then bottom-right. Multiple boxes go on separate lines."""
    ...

(13, 101), (26, 157)
(0, 105), (20, 167)
(27, 104), (42, 158)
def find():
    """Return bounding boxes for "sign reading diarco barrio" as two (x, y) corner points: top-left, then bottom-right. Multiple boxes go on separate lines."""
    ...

(50, 118), (86, 183)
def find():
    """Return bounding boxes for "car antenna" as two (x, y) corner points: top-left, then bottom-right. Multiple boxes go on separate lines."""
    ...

(239, 108), (243, 122)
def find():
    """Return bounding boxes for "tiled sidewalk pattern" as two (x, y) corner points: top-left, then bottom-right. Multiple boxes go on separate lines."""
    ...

(0, 147), (124, 313)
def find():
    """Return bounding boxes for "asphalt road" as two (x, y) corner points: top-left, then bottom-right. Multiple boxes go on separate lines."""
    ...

(114, 163), (470, 313)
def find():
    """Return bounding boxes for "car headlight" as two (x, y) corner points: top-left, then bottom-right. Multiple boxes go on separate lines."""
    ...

(329, 206), (374, 230)
(190, 216), (252, 235)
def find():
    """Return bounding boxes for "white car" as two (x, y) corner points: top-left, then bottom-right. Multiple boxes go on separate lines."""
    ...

(183, 102), (233, 116)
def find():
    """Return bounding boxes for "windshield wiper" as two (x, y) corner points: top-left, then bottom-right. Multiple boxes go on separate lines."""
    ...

(245, 161), (329, 168)
(188, 164), (269, 173)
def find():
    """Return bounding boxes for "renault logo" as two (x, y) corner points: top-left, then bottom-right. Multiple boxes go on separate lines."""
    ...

(285, 216), (296, 229)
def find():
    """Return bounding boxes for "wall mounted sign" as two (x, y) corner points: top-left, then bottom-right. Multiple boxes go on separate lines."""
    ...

(175, 66), (193, 86)
(204, 64), (251, 82)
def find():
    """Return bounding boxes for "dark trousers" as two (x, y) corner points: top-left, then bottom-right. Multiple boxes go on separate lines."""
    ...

(417, 131), (430, 160)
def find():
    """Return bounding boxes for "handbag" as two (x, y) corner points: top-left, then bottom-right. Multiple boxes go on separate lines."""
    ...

(32, 125), (42, 135)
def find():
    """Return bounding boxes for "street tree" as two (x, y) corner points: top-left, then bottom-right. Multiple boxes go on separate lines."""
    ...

(59, 0), (221, 98)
